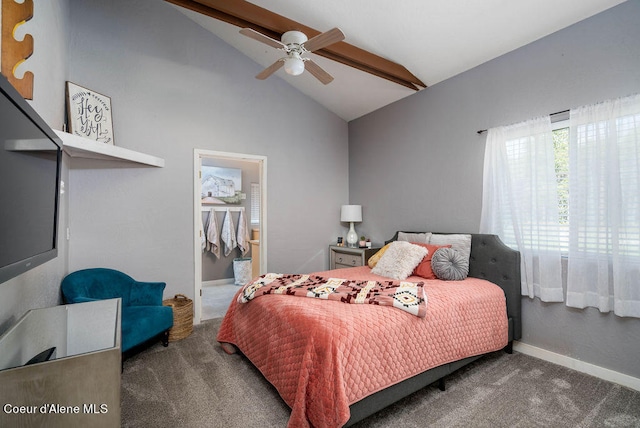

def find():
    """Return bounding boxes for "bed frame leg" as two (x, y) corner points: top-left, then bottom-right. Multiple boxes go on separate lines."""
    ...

(438, 377), (446, 391)
(504, 341), (513, 354)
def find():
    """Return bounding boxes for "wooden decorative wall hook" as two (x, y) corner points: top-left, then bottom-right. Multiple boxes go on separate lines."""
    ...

(1, 0), (34, 99)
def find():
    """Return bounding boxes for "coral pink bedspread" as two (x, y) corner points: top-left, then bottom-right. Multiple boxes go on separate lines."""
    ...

(217, 266), (508, 428)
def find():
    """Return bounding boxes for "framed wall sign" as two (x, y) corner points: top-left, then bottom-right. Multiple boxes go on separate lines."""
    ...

(65, 81), (114, 144)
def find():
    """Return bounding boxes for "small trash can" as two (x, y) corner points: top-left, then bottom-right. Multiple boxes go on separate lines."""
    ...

(233, 257), (252, 285)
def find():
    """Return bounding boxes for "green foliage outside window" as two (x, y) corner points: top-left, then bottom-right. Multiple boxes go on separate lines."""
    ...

(553, 127), (569, 226)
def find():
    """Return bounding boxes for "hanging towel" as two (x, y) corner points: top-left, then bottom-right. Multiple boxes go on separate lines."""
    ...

(200, 213), (207, 252)
(237, 209), (250, 256)
(221, 208), (237, 257)
(206, 209), (220, 258)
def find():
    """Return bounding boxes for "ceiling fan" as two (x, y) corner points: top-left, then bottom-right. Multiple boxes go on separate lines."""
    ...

(165, 0), (425, 90)
(239, 27), (345, 84)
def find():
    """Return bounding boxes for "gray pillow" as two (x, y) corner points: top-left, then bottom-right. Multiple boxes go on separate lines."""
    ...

(431, 247), (469, 281)
(397, 232), (431, 244)
(429, 233), (472, 266)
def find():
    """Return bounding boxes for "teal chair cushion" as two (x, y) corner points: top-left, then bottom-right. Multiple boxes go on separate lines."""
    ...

(121, 306), (174, 352)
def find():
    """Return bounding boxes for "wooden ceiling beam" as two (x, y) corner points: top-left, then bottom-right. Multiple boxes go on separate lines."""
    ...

(165, 0), (426, 90)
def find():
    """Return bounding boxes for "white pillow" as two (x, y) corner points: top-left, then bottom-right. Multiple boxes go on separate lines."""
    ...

(429, 234), (472, 265)
(371, 241), (428, 280)
(397, 232), (432, 244)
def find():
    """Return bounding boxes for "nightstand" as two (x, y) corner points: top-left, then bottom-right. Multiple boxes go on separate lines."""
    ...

(329, 245), (380, 270)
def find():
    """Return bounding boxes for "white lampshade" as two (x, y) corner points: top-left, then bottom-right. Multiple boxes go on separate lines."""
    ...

(284, 57), (305, 76)
(340, 205), (362, 222)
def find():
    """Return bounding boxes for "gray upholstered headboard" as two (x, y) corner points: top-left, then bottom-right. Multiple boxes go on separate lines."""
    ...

(386, 232), (521, 341)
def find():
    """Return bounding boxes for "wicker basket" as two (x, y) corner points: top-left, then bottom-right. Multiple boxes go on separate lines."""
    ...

(163, 294), (193, 342)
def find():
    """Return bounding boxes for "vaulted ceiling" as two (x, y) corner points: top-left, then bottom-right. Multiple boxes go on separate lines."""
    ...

(168, 0), (626, 121)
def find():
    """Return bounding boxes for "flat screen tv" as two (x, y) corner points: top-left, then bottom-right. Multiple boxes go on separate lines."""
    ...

(0, 74), (62, 284)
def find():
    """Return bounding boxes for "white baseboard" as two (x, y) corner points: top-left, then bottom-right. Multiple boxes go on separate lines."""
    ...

(203, 278), (234, 288)
(513, 341), (640, 392)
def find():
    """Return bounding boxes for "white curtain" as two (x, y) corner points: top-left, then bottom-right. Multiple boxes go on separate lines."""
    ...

(566, 94), (640, 317)
(480, 116), (564, 302)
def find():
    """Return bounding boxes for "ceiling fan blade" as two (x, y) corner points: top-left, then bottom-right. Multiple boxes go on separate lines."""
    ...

(303, 28), (345, 53)
(240, 28), (286, 49)
(304, 59), (334, 85)
(256, 60), (284, 80)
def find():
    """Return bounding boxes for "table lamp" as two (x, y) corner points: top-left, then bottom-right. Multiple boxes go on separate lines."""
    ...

(340, 205), (362, 248)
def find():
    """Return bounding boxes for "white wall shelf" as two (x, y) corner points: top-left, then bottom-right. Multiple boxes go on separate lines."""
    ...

(54, 130), (165, 167)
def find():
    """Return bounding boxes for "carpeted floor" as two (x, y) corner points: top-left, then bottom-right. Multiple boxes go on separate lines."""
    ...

(121, 318), (640, 428)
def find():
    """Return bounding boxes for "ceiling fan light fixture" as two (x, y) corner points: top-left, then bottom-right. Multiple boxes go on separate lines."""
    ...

(239, 27), (344, 84)
(284, 56), (305, 76)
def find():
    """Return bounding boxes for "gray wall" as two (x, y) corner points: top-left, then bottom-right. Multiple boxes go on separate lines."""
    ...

(0, 1), (70, 334)
(65, 0), (349, 299)
(349, 1), (640, 379)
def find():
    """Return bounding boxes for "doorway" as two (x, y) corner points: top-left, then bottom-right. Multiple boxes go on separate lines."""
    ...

(193, 149), (267, 324)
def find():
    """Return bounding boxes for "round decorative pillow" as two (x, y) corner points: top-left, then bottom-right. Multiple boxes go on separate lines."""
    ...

(431, 247), (469, 281)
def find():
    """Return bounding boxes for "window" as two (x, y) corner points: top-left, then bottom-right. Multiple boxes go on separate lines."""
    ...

(481, 116), (565, 302)
(482, 93), (640, 316)
(570, 111), (640, 258)
(552, 120), (569, 252)
(250, 183), (260, 225)
(538, 117), (640, 257)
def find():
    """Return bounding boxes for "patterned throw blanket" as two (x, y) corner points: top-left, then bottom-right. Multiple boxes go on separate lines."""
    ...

(239, 273), (427, 317)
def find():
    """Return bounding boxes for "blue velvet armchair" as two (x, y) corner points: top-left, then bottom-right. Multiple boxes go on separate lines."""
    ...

(61, 268), (174, 354)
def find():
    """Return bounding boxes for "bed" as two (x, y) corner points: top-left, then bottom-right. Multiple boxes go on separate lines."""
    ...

(217, 232), (521, 427)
